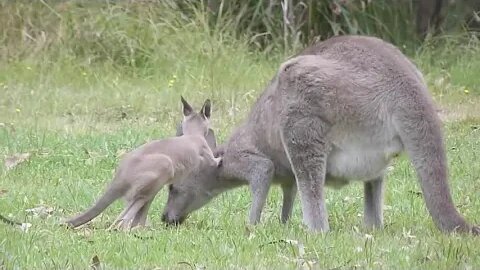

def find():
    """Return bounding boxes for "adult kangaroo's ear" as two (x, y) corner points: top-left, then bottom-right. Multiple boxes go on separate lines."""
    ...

(200, 99), (211, 119)
(181, 96), (193, 116)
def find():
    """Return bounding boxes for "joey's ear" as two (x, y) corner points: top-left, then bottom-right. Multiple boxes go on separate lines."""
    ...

(181, 96), (193, 116)
(200, 99), (211, 119)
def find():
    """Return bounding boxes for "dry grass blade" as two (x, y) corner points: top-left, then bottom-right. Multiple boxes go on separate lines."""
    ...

(20, 223), (32, 233)
(25, 205), (54, 218)
(177, 261), (195, 269)
(116, 149), (128, 158)
(4, 153), (31, 170)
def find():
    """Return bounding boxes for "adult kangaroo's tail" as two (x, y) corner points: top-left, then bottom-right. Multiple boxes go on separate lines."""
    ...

(65, 185), (124, 228)
(394, 92), (478, 234)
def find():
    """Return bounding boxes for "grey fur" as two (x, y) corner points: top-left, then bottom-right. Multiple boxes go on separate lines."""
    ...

(65, 97), (221, 230)
(163, 35), (479, 235)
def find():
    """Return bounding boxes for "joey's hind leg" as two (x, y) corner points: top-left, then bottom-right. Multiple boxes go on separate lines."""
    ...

(131, 199), (154, 228)
(108, 200), (136, 231)
(281, 115), (331, 232)
(364, 176), (385, 229)
(281, 182), (297, 223)
(111, 199), (147, 231)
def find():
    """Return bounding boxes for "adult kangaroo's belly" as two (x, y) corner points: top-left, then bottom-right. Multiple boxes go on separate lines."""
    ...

(326, 133), (403, 183)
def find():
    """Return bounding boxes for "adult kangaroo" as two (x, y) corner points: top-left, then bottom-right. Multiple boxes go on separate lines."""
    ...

(162, 35), (479, 234)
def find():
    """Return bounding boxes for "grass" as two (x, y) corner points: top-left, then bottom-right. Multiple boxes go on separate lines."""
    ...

(1, 2), (480, 270)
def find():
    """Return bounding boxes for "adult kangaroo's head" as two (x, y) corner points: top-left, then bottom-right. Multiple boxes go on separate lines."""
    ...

(162, 127), (224, 226)
(161, 97), (223, 225)
(180, 96), (211, 137)
(161, 153), (223, 225)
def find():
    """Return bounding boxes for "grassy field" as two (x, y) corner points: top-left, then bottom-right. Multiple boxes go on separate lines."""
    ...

(1, 2), (480, 269)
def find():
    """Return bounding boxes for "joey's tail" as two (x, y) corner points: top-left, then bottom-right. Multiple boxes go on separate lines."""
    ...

(394, 98), (477, 234)
(65, 184), (124, 228)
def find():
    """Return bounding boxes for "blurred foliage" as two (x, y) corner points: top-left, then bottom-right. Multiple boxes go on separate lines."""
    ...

(0, 0), (478, 66)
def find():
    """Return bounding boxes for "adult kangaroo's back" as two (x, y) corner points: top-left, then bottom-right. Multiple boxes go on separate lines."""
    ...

(163, 35), (479, 235)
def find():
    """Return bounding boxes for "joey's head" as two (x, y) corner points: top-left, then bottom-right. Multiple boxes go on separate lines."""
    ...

(180, 96), (211, 137)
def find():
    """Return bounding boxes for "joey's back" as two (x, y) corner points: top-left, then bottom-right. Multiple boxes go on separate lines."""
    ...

(122, 135), (210, 179)
(124, 95), (216, 181)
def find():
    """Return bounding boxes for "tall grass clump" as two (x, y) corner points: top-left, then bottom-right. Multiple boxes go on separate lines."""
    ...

(187, 0), (478, 54)
(0, 0), (283, 130)
(0, 0), (476, 71)
(196, 0), (420, 53)
(0, 1), (262, 76)
(0, 0), (478, 129)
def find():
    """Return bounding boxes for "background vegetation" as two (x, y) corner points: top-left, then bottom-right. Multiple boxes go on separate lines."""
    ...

(0, 0), (479, 269)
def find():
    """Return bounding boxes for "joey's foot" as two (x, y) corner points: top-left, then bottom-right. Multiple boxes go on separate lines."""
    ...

(108, 219), (133, 232)
(118, 220), (135, 232)
(129, 224), (147, 232)
(112, 219), (146, 232)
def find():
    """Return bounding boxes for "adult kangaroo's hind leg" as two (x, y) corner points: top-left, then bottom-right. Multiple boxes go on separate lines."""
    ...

(280, 113), (332, 232)
(364, 176), (385, 229)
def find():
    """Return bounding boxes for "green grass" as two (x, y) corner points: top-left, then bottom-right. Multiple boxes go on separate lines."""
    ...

(1, 3), (480, 270)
